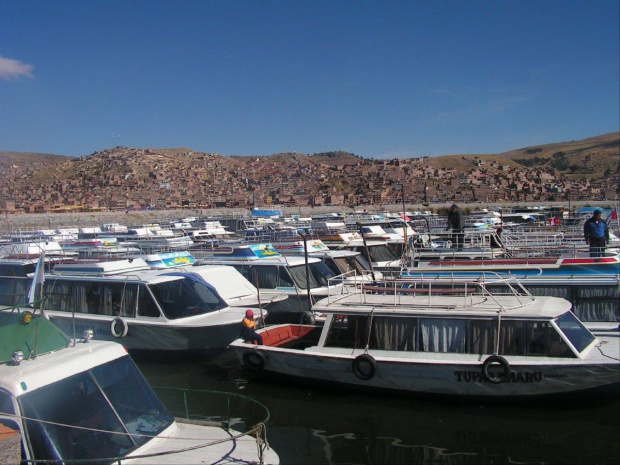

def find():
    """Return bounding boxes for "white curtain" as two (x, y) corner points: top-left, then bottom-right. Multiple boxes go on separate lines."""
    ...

(420, 319), (466, 353)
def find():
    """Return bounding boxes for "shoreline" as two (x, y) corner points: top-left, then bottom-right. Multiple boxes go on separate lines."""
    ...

(0, 201), (615, 231)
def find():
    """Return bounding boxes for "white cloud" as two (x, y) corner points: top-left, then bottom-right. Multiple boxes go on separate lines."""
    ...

(0, 55), (34, 81)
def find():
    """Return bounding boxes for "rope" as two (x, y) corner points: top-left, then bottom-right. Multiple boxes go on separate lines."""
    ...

(7, 412), (270, 464)
(253, 422), (271, 465)
(596, 340), (620, 361)
(364, 307), (376, 354)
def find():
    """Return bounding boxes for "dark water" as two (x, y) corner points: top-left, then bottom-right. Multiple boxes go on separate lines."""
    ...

(132, 350), (620, 465)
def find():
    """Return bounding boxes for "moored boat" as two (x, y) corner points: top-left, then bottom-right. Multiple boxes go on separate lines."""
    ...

(400, 255), (620, 324)
(231, 277), (620, 399)
(0, 309), (279, 464)
(0, 258), (255, 352)
(195, 243), (345, 325)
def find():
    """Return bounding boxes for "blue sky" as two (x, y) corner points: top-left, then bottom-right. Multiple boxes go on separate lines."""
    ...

(1, 0), (618, 158)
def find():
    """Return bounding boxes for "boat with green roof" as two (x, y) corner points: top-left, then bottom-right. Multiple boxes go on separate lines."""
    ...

(0, 308), (279, 464)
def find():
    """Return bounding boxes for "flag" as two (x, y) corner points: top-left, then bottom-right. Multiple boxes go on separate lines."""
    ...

(606, 208), (618, 225)
(547, 216), (560, 226)
(27, 252), (45, 307)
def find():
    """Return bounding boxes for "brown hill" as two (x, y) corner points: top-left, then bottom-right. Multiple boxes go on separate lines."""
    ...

(499, 132), (619, 178)
(426, 132), (619, 178)
(0, 151), (69, 169)
(0, 133), (618, 212)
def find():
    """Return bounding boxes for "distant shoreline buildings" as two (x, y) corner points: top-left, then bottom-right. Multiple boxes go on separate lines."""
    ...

(1, 137), (619, 215)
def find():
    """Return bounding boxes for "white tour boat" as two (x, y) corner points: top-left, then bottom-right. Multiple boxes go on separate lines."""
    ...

(0, 309), (278, 464)
(2, 258), (254, 352)
(231, 277), (620, 399)
(196, 243), (345, 325)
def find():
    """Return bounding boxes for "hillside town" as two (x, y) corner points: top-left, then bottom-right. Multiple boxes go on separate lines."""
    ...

(1, 139), (619, 215)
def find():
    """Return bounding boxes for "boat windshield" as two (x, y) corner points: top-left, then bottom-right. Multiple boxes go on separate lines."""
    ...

(366, 244), (399, 263)
(554, 312), (596, 353)
(20, 355), (173, 463)
(289, 261), (338, 289)
(149, 278), (228, 319)
(328, 256), (369, 276)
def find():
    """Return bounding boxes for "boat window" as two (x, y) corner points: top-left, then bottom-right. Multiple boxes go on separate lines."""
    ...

(0, 263), (36, 276)
(278, 267), (295, 287)
(468, 320), (497, 354)
(419, 318), (467, 353)
(325, 315), (419, 351)
(20, 369), (135, 462)
(497, 320), (527, 356)
(137, 285), (161, 317)
(367, 245), (398, 263)
(324, 315), (576, 358)
(43, 280), (138, 317)
(332, 256), (367, 275)
(289, 265), (314, 289)
(92, 355), (173, 447)
(289, 262), (336, 289)
(325, 314), (369, 349)
(0, 276), (30, 306)
(0, 390), (14, 415)
(259, 266), (281, 288)
(554, 312), (596, 353)
(372, 316), (417, 350)
(322, 258), (343, 276)
(232, 265), (293, 289)
(498, 320), (575, 358)
(255, 266), (278, 289)
(386, 242), (405, 258)
(526, 321), (552, 356)
(231, 265), (251, 282)
(149, 278), (227, 319)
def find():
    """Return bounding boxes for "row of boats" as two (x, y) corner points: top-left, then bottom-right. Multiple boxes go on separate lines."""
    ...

(1, 207), (619, 464)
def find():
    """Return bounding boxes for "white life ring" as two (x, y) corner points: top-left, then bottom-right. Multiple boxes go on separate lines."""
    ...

(111, 317), (129, 338)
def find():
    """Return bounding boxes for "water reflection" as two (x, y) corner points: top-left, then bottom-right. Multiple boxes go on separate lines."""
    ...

(132, 350), (620, 465)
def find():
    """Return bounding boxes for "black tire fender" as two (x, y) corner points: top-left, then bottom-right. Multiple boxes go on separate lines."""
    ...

(243, 350), (266, 371)
(110, 317), (128, 338)
(300, 310), (316, 325)
(482, 355), (510, 384)
(352, 354), (376, 380)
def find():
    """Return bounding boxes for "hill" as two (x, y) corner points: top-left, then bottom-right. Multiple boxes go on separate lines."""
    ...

(499, 132), (619, 178)
(424, 132), (619, 178)
(0, 133), (618, 212)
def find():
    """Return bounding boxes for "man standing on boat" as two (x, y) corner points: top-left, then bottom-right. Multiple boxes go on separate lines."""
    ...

(446, 204), (464, 250)
(583, 210), (609, 257)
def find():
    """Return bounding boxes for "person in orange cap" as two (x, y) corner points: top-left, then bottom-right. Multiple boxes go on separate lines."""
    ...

(240, 309), (263, 345)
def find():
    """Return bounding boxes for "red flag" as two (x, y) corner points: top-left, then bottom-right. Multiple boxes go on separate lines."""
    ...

(606, 208), (618, 225)
(547, 216), (559, 226)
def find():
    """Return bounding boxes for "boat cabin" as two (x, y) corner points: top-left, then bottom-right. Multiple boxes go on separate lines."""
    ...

(0, 258), (244, 351)
(318, 306), (593, 359)
(198, 250), (343, 324)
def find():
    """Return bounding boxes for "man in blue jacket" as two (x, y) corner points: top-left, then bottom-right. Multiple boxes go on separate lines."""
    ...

(583, 210), (609, 257)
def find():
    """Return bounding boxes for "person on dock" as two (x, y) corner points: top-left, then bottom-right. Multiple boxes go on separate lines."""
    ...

(583, 210), (609, 257)
(446, 204), (464, 250)
(240, 309), (263, 345)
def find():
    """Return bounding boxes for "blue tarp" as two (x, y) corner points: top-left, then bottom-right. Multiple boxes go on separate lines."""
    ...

(251, 208), (282, 217)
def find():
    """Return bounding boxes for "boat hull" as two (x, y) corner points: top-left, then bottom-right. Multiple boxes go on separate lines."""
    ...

(48, 314), (240, 352)
(232, 338), (620, 398)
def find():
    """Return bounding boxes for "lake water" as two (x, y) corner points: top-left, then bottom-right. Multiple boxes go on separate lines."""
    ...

(133, 350), (620, 465)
